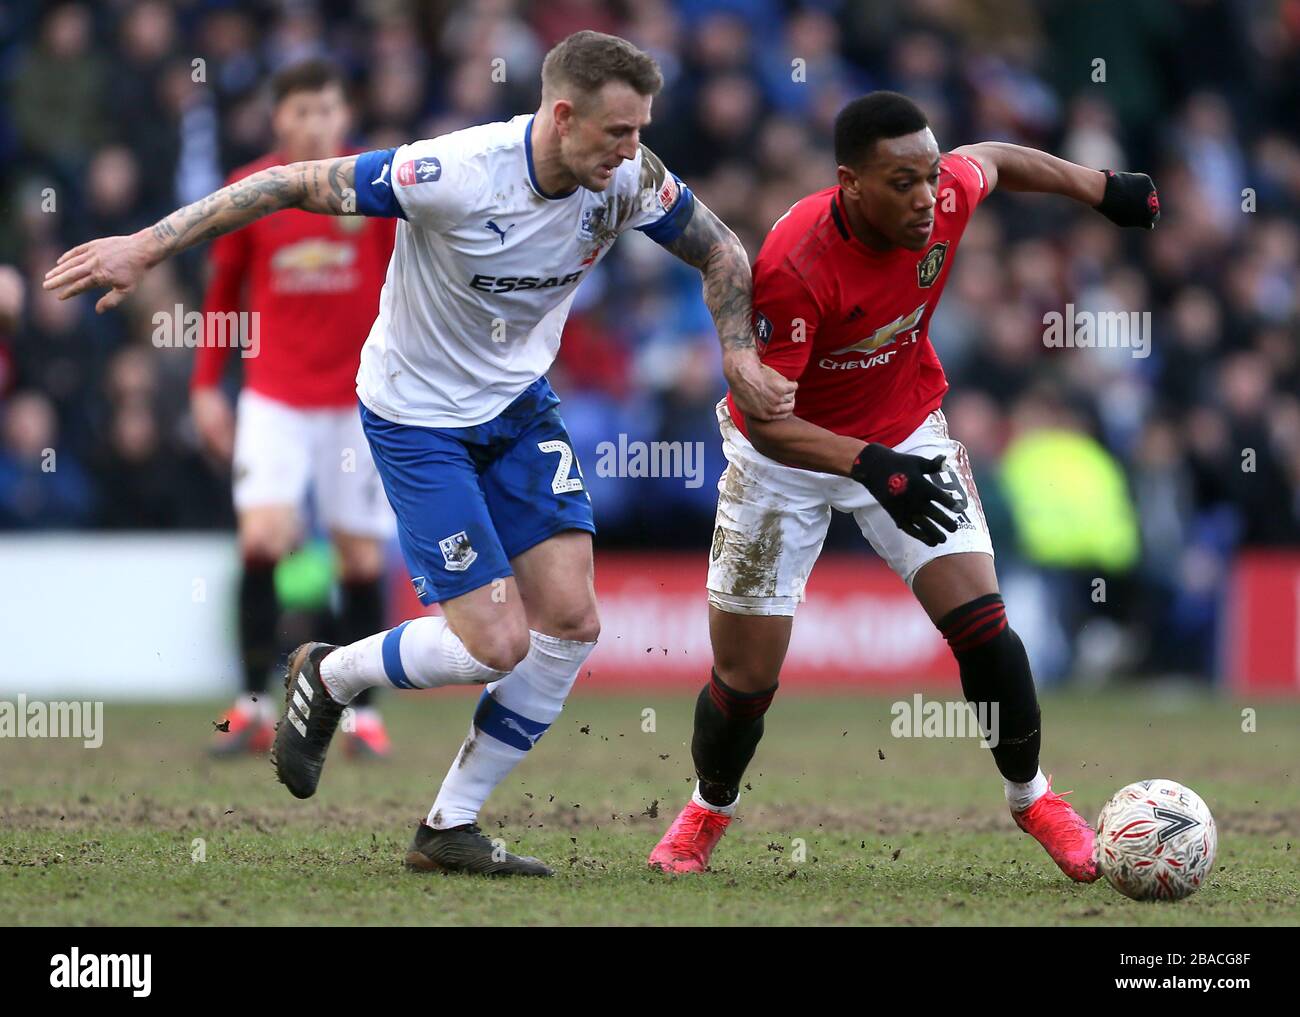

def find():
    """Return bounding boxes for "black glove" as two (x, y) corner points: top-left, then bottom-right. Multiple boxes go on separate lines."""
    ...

(850, 444), (960, 546)
(1095, 170), (1160, 229)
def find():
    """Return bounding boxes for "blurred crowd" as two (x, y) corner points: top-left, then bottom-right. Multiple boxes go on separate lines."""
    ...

(1, 0), (1298, 680)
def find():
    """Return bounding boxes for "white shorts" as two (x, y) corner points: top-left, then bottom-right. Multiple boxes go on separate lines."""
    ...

(706, 400), (994, 616)
(232, 389), (395, 539)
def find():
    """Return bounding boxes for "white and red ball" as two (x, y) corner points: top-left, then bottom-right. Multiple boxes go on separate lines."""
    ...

(1095, 779), (1217, 901)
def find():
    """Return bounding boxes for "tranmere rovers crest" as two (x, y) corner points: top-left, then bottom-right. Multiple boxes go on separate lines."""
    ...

(917, 241), (949, 288)
(439, 531), (478, 572)
(579, 205), (609, 240)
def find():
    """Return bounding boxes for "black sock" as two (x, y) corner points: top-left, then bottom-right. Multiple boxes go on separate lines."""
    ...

(336, 577), (384, 709)
(692, 670), (778, 808)
(937, 593), (1041, 783)
(239, 558), (280, 695)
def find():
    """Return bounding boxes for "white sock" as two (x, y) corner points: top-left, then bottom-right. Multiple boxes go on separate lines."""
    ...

(1004, 768), (1048, 812)
(427, 630), (595, 829)
(692, 783), (738, 817)
(319, 616), (507, 703)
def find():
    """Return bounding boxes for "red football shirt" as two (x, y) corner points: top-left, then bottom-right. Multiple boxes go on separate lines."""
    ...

(191, 152), (397, 407)
(728, 151), (989, 448)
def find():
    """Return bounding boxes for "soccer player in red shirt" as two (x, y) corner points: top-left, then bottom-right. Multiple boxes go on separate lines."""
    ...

(649, 92), (1160, 881)
(192, 61), (397, 757)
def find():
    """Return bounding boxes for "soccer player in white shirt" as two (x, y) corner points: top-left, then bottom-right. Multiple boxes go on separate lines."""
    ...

(44, 31), (795, 875)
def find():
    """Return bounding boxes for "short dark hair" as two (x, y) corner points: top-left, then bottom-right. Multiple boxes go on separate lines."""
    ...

(541, 31), (663, 104)
(271, 58), (346, 106)
(834, 91), (930, 168)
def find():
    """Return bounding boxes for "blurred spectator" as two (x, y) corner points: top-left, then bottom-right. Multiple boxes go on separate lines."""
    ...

(0, 390), (92, 528)
(0, 265), (25, 396)
(8, 3), (108, 179)
(84, 146), (151, 240)
(90, 397), (220, 530)
(998, 388), (1141, 681)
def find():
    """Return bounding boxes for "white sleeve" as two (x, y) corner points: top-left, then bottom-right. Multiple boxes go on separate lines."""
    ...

(616, 145), (696, 244)
(388, 137), (480, 232)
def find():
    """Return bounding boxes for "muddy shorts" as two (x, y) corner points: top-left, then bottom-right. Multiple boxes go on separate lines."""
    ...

(706, 399), (994, 616)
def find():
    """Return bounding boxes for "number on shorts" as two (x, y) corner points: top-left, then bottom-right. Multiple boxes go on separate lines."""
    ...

(537, 440), (584, 495)
(934, 467), (969, 514)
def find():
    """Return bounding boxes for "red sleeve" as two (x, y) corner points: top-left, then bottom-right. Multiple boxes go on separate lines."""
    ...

(941, 152), (991, 215)
(191, 221), (251, 390)
(752, 261), (821, 381)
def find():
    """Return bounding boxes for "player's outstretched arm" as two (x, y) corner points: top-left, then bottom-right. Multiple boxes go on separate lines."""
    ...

(952, 142), (1160, 229)
(662, 199), (797, 421)
(43, 156), (360, 313)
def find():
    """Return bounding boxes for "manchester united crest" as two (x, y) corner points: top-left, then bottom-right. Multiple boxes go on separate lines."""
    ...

(917, 241), (949, 288)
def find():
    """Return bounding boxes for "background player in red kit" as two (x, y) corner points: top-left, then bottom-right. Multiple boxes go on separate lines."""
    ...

(650, 92), (1160, 880)
(192, 60), (397, 757)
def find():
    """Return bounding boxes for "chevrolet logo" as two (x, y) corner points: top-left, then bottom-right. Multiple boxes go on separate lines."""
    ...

(828, 302), (927, 356)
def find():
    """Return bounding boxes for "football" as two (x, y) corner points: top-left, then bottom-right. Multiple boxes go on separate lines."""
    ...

(1095, 780), (1218, 901)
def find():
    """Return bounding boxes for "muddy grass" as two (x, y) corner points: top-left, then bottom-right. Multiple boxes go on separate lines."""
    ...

(4, 791), (1296, 846)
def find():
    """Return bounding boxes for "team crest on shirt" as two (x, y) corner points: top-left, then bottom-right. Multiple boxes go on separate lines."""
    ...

(579, 205), (609, 240)
(917, 241), (949, 288)
(438, 531), (478, 572)
(579, 203), (616, 265)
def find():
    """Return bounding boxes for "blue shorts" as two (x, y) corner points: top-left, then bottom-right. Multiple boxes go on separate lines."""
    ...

(360, 378), (595, 604)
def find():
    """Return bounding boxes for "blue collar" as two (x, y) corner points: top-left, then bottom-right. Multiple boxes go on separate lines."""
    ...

(525, 115), (578, 200)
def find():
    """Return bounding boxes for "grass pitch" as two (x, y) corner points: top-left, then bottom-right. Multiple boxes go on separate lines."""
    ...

(1, 689), (1297, 926)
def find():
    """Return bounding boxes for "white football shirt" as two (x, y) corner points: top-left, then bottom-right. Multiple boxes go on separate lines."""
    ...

(352, 114), (694, 427)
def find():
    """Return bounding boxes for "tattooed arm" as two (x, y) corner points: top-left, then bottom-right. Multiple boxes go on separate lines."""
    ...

(44, 156), (359, 312)
(663, 198), (797, 421)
